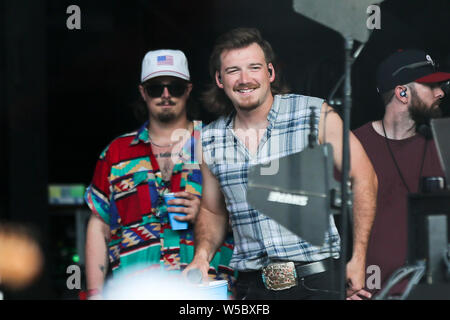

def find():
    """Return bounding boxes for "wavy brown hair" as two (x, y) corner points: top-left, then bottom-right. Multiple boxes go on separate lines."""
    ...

(202, 27), (290, 117)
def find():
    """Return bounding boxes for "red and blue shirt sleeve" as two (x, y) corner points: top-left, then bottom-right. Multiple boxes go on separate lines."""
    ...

(85, 145), (112, 225)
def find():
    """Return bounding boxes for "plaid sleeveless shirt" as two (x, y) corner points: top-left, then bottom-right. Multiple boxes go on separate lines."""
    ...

(202, 94), (340, 271)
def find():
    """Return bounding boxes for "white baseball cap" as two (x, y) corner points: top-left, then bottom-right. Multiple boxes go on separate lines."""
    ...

(140, 49), (190, 83)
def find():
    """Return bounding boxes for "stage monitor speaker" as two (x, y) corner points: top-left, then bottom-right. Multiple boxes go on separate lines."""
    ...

(430, 118), (450, 189)
(425, 215), (448, 284)
(408, 192), (450, 285)
(247, 143), (340, 247)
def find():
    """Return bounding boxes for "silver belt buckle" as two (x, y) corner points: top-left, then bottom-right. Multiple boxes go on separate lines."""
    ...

(261, 262), (297, 291)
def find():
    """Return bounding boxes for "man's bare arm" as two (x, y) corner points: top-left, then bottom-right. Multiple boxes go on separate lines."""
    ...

(85, 214), (110, 299)
(319, 103), (378, 296)
(184, 154), (230, 280)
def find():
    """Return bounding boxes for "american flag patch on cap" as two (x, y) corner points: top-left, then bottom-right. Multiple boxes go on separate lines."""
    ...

(157, 55), (174, 65)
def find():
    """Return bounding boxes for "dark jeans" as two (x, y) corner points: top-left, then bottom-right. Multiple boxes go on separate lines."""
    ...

(235, 260), (341, 300)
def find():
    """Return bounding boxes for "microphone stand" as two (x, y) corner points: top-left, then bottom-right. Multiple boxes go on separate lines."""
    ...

(327, 37), (368, 300)
(338, 35), (355, 300)
(328, 42), (365, 107)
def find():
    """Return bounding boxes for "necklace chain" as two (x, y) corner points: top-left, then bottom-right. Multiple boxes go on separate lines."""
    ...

(381, 120), (428, 193)
(148, 135), (182, 148)
(148, 122), (191, 148)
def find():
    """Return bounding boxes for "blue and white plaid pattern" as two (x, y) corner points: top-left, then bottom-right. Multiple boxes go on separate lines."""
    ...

(202, 94), (341, 271)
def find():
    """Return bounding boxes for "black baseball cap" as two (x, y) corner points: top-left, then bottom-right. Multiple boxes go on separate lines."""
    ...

(376, 49), (450, 93)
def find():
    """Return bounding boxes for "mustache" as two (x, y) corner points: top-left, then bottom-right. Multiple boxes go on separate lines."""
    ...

(432, 100), (441, 108)
(233, 83), (260, 91)
(157, 99), (176, 106)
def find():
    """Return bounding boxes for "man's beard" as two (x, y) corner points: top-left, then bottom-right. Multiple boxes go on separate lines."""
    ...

(157, 109), (177, 123)
(408, 87), (442, 128)
(155, 99), (178, 123)
(236, 101), (261, 113)
(233, 83), (263, 112)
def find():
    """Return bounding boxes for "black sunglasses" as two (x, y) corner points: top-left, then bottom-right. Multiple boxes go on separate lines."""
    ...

(144, 82), (187, 98)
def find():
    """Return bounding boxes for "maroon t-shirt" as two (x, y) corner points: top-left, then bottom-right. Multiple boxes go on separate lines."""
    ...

(353, 122), (444, 296)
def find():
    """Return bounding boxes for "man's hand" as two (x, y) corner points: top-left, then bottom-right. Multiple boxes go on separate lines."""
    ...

(182, 255), (211, 284)
(347, 289), (372, 300)
(166, 191), (201, 223)
(183, 147), (230, 285)
(346, 257), (372, 300)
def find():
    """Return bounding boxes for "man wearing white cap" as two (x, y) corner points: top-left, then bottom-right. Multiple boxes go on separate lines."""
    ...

(83, 49), (235, 299)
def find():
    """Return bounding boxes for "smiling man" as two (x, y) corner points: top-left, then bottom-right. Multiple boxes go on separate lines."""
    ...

(218, 42), (274, 112)
(185, 28), (377, 300)
(84, 49), (235, 299)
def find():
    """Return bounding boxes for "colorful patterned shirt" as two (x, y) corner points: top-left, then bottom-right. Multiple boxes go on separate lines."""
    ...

(85, 120), (235, 285)
(202, 94), (341, 271)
